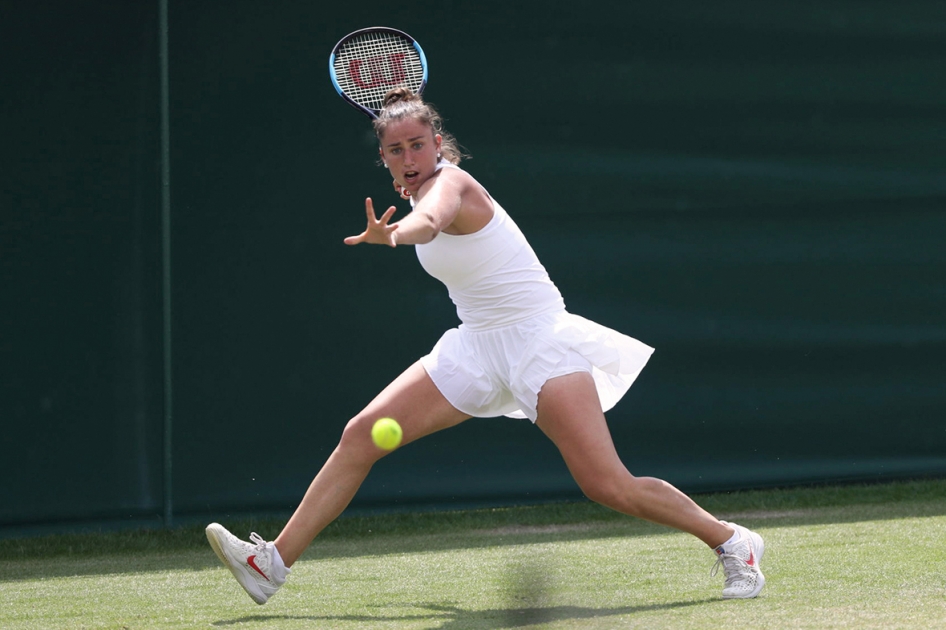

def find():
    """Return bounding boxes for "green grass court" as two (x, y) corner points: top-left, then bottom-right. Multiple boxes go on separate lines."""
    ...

(2, 479), (944, 629)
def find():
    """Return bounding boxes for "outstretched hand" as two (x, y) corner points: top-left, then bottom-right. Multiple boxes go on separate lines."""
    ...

(343, 198), (399, 247)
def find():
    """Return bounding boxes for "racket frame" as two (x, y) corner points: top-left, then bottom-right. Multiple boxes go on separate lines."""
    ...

(329, 26), (428, 119)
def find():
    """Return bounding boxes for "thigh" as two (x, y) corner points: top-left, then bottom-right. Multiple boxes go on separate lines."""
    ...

(349, 360), (472, 448)
(534, 371), (628, 483)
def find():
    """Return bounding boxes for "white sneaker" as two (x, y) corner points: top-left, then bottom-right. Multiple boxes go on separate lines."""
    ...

(711, 521), (765, 599)
(206, 523), (290, 605)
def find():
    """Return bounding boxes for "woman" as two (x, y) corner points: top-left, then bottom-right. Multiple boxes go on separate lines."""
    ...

(205, 88), (765, 604)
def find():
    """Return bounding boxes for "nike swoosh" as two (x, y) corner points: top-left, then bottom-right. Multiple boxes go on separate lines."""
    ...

(246, 555), (271, 581)
(747, 549), (756, 567)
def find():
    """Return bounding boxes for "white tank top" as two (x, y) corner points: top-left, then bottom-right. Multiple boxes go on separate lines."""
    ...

(414, 163), (565, 330)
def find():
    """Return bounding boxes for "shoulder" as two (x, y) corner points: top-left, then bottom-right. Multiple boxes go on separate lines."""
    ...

(434, 167), (493, 235)
(442, 166), (491, 202)
(419, 164), (483, 199)
(434, 162), (475, 184)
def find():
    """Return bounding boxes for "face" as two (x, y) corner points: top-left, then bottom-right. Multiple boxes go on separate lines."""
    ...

(379, 119), (442, 195)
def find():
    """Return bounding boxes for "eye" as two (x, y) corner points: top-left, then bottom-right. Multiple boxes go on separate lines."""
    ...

(412, 142), (423, 150)
(390, 147), (402, 155)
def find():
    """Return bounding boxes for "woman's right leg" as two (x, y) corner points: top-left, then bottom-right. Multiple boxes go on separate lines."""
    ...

(533, 371), (765, 599)
(533, 371), (732, 546)
(274, 361), (470, 566)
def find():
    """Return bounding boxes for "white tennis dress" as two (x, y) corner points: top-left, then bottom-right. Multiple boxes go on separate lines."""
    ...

(415, 163), (654, 421)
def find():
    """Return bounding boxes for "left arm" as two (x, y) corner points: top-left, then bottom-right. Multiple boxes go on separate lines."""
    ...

(344, 171), (465, 247)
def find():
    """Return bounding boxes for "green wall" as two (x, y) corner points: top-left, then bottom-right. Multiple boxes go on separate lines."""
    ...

(2, 1), (945, 530)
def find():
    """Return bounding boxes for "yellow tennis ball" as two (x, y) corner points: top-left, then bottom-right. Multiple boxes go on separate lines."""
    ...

(371, 417), (403, 450)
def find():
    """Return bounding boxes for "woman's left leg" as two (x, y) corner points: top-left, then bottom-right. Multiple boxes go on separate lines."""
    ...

(534, 371), (732, 548)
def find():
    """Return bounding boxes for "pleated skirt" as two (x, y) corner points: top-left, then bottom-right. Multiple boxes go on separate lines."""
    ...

(420, 309), (655, 422)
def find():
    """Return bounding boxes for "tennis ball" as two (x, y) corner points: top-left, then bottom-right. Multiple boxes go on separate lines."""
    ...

(371, 417), (403, 450)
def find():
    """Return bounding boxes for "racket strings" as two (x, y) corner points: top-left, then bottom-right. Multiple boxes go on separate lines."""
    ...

(333, 32), (424, 112)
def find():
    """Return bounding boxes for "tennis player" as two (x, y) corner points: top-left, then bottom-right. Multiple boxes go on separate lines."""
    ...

(206, 88), (765, 604)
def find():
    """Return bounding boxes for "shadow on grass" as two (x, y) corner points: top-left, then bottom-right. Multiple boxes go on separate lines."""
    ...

(212, 598), (721, 629)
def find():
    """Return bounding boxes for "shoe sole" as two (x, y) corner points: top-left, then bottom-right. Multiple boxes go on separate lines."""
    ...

(722, 529), (766, 599)
(205, 523), (269, 605)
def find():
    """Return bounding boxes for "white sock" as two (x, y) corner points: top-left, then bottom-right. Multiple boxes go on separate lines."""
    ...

(718, 526), (741, 550)
(269, 543), (291, 580)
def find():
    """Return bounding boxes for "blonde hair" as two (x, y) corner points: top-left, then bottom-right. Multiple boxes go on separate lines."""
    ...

(373, 88), (466, 164)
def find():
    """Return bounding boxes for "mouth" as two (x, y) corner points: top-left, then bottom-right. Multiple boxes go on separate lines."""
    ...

(403, 170), (420, 185)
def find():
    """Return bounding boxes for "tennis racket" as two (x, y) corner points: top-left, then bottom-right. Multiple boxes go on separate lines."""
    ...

(329, 27), (428, 119)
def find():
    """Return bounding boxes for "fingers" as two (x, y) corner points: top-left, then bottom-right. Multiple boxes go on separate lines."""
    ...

(343, 233), (364, 245)
(379, 205), (397, 224)
(346, 199), (398, 246)
(344, 198), (375, 246)
(365, 198), (397, 224)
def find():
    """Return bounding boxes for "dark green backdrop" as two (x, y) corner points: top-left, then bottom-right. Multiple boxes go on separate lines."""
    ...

(3, 1), (945, 530)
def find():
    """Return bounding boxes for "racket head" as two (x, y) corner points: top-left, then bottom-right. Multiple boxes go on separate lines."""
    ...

(329, 27), (428, 119)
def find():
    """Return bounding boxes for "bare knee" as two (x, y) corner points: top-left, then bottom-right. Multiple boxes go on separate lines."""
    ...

(578, 472), (661, 517)
(576, 469), (630, 509)
(336, 415), (388, 465)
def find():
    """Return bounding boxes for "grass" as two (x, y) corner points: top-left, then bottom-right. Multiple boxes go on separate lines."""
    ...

(2, 479), (945, 629)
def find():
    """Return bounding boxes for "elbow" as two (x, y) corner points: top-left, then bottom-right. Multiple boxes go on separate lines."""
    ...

(417, 212), (442, 244)
(399, 210), (444, 245)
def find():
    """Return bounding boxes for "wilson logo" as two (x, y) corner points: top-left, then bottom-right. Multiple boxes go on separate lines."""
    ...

(348, 53), (407, 89)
